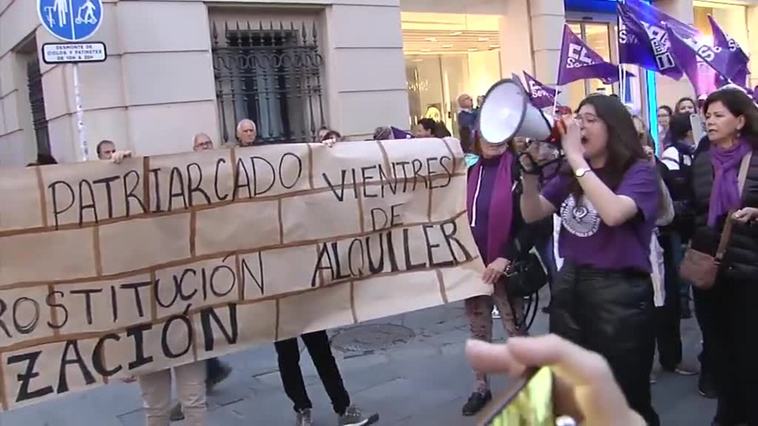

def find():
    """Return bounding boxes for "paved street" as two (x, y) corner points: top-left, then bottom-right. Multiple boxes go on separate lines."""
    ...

(0, 289), (714, 426)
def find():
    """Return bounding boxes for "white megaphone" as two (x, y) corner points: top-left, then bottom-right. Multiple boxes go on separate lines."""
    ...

(478, 79), (555, 145)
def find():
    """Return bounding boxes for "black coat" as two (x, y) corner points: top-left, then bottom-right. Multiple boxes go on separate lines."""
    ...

(689, 139), (758, 282)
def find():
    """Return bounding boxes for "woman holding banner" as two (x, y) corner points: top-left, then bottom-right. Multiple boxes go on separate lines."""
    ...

(102, 149), (208, 426)
(461, 133), (550, 416)
(138, 361), (207, 426)
(520, 95), (660, 425)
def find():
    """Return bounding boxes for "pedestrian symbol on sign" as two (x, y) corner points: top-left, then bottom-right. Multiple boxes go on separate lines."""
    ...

(37, 0), (103, 42)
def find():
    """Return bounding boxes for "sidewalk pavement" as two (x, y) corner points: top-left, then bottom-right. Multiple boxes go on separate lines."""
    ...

(0, 289), (714, 426)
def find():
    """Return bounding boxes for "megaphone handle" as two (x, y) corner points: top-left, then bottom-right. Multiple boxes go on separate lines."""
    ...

(518, 152), (541, 175)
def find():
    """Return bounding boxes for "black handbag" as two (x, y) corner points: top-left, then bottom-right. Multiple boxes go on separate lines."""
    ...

(504, 251), (548, 298)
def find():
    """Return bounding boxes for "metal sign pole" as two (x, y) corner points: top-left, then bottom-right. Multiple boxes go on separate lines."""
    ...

(38, 0), (104, 162)
(72, 62), (88, 161)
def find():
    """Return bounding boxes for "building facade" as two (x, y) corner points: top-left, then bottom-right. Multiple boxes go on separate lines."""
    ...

(0, 0), (756, 166)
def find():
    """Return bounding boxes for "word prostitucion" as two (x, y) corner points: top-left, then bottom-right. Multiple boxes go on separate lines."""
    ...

(0, 138), (488, 410)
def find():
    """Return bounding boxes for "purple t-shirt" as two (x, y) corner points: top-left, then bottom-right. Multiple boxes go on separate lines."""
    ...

(542, 161), (659, 273)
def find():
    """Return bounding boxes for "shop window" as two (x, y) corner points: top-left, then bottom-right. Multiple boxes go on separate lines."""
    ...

(401, 12), (501, 135)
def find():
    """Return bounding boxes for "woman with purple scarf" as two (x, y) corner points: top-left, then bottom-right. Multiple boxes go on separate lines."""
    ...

(688, 88), (758, 426)
(461, 134), (550, 416)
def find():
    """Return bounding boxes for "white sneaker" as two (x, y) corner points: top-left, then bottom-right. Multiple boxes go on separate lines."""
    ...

(296, 408), (312, 426)
(492, 307), (501, 319)
(338, 405), (379, 426)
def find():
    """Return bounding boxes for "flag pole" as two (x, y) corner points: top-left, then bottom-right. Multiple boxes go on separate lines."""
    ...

(619, 67), (625, 103)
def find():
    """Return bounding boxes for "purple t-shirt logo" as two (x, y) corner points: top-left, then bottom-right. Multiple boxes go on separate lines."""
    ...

(561, 195), (601, 238)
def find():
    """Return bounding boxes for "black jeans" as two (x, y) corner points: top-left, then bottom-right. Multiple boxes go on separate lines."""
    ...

(697, 275), (758, 425)
(655, 233), (683, 369)
(693, 286), (716, 384)
(206, 358), (225, 382)
(274, 330), (351, 415)
(551, 263), (659, 426)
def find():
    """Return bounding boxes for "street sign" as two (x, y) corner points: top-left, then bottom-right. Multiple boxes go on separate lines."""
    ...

(37, 0), (103, 42)
(42, 42), (107, 64)
(37, 0), (104, 162)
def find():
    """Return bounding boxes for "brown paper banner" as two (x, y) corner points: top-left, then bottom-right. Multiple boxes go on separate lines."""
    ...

(0, 139), (487, 410)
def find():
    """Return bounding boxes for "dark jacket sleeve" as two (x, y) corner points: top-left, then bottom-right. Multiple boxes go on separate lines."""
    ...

(501, 212), (552, 261)
(500, 178), (552, 261)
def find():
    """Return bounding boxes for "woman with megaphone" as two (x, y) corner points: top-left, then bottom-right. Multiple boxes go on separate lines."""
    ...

(519, 95), (661, 426)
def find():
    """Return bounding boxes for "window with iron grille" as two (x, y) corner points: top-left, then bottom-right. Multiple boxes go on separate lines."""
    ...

(211, 15), (326, 144)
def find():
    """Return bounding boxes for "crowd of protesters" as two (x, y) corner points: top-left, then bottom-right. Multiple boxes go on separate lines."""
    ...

(20, 85), (758, 426)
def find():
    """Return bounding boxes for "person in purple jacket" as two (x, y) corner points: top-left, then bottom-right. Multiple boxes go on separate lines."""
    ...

(520, 95), (660, 425)
(461, 133), (551, 416)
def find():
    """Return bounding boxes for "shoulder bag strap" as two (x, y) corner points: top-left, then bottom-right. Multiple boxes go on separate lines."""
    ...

(737, 151), (753, 196)
(715, 151), (754, 260)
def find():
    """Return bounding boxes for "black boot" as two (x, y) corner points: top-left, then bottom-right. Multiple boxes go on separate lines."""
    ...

(462, 391), (492, 416)
(698, 373), (718, 399)
(680, 296), (692, 319)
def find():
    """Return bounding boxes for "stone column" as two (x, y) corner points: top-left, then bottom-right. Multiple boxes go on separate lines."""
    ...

(498, 0), (534, 79)
(529, 0), (567, 104)
(323, 1), (409, 138)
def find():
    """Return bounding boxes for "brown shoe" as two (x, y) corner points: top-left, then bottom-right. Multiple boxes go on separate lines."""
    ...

(169, 402), (184, 421)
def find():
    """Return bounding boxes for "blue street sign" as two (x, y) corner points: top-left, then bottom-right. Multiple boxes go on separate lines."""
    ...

(37, 0), (103, 42)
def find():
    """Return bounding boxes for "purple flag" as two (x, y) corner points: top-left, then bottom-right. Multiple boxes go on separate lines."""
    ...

(708, 15), (749, 87)
(391, 126), (413, 139)
(624, 0), (703, 79)
(667, 24), (739, 90)
(667, 26), (718, 97)
(557, 25), (619, 86)
(627, 0), (738, 87)
(523, 71), (557, 109)
(618, 2), (682, 79)
(625, 0), (697, 38)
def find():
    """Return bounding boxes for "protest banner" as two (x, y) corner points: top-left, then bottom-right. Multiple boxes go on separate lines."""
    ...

(0, 138), (488, 410)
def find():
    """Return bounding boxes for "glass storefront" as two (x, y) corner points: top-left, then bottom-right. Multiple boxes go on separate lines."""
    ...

(401, 12), (501, 135)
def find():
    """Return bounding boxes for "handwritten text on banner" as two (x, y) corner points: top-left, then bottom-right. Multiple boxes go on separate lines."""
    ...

(0, 138), (487, 410)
